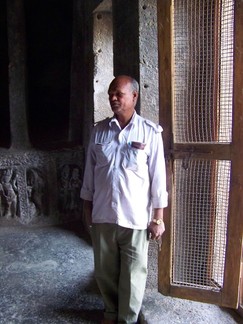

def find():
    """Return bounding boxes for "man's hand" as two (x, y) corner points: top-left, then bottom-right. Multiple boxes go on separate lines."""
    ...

(147, 208), (165, 241)
(147, 221), (165, 240)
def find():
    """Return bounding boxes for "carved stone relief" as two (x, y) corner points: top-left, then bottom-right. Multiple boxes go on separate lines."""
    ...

(0, 152), (51, 225)
(58, 164), (82, 214)
(0, 148), (84, 225)
(0, 147), (84, 226)
(26, 168), (46, 217)
(55, 148), (84, 221)
(0, 168), (18, 218)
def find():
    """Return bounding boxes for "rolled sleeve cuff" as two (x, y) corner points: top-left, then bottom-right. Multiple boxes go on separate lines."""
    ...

(152, 192), (168, 208)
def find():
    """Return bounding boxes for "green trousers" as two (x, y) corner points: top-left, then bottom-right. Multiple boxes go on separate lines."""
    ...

(91, 224), (149, 324)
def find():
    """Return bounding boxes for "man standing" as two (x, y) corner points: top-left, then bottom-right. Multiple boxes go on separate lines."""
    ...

(81, 75), (168, 324)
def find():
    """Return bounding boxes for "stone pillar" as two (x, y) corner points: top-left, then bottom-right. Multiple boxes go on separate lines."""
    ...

(7, 0), (30, 149)
(69, 0), (84, 143)
(112, 0), (140, 111)
(112, 0), (159, 122)
(138, 0), (159, 123)
(112, 0), (140, 78)
(93, 0), (113, 123)
(80, 0), (101, 150)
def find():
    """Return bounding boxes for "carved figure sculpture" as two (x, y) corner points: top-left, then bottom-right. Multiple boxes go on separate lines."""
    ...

(26, 168), (45, 216)
(0, 168), (18, 218)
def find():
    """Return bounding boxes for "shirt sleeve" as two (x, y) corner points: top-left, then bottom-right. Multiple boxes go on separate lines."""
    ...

(148, 128), (168, 208)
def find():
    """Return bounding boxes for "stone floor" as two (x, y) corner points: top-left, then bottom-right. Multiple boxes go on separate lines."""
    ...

(0, 223), (242, 324)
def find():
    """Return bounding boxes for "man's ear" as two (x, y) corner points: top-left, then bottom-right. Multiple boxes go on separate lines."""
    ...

(133, 91), (138, 102)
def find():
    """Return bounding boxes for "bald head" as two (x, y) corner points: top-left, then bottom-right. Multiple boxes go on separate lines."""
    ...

(109, 75), (139, 94)
(108, 75), (139, 124)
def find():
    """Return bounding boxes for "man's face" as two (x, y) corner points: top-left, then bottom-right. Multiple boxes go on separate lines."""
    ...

(108, 78), (138, 117)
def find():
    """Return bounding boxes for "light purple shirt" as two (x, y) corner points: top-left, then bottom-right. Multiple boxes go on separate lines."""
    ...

(80, 112), (168, 229)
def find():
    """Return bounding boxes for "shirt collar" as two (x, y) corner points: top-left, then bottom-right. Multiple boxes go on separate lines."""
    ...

(109, 111), (137, 128)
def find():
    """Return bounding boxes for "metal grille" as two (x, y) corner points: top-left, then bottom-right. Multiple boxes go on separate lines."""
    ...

(172, 0), (234, 143)
(172, 159), (231, 290)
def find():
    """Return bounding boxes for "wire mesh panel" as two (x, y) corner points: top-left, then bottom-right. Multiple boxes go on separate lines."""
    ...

(172, 0), (234, 143)
(172, 159), (231, 290)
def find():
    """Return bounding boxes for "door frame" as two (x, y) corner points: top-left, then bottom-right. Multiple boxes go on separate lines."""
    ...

(157, 0), (243, 309)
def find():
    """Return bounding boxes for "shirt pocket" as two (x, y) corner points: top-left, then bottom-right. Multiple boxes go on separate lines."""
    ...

(123, 146), (148, 172)
(95, 142), (113, 166)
